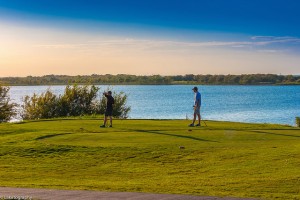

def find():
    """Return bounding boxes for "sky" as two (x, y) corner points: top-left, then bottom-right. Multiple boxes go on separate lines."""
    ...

(0, 0), (300, 76)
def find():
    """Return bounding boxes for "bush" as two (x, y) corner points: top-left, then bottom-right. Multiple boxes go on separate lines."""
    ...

(22, 89), (59, 120)
(0, 85), (17, 122)
(296, 117), (300, 127)
(99, 90), (131, 119)
(22, 85), (131, 120)
(57, 85), (99, 117)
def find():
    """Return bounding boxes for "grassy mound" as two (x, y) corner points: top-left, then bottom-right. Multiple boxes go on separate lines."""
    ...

(0, 119), (299, 199)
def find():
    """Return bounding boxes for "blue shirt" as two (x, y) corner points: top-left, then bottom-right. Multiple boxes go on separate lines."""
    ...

(194, 92), (201, 107)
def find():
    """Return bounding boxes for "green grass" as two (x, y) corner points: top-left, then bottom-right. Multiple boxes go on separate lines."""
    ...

(0, 119), (299, 199)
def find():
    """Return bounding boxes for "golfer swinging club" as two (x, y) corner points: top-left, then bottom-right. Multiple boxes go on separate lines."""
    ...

(100, 91), (114, 128)
(189, 86), (201, 127)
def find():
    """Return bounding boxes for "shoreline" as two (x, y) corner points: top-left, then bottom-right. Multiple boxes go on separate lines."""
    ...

(5, 83), (300, 86)
(8, 118), (298, 127)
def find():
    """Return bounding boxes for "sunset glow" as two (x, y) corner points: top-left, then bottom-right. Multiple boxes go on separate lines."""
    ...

(0, 0), (299, 76)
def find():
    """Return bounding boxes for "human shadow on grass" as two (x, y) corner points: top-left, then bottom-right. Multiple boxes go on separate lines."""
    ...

(246, 130), (300, 138)
(16, 118), (77, 124)
(133, 129), (218, 142)
(35, 132), (73, 140)
(16, 118), (101, 125)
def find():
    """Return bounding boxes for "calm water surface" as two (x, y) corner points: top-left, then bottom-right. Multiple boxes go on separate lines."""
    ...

(9, 85), (300, 125)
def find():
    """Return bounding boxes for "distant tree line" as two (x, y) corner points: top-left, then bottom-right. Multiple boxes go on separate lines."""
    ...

(0, 74), (300, 86)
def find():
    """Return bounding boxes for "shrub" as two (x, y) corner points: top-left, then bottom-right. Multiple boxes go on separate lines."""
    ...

(22, 85), (131, 120)
(296, 117), (300, 127)
(22, 89), (59, 120)
(57, 85), (99, 117)
(0, 85), (17, 122)
(98, 90), (131, 119)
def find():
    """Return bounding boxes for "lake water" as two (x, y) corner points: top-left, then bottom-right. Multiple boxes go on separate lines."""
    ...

(9, 85), (300, 126)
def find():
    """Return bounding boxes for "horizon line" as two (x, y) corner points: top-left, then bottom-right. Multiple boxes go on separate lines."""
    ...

(1, 73), (299, 78)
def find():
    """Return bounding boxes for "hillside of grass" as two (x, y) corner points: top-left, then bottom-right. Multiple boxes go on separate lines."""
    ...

(0, 119), (299, 199)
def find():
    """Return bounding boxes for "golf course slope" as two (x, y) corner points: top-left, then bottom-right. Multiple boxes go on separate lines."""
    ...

(0, 119), (299, 199)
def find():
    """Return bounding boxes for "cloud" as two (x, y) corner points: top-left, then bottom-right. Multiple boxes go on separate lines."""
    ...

(33, 35), (300, 54)
(251, 36), (296, 40)
(251, 36), (300, 44)
(34, 44), (86, 48)
(257, 49), (284, 53)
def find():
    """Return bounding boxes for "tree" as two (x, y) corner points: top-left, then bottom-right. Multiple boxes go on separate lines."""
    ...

(0, 85), (17, 122)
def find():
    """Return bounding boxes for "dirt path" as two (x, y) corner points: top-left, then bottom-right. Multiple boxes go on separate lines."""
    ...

(0, 187), (257, 200)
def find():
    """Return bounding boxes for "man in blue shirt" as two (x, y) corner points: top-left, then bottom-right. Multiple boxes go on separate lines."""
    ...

(189, 86), (201, 127)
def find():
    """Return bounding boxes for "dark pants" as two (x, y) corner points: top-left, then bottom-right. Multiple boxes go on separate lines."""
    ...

(105, 108), (113, 116)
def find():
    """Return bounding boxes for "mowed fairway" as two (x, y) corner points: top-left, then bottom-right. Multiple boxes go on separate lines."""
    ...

(0, 119), (299, 199)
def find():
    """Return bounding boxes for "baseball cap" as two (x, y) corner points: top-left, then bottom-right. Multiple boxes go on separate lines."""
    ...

(192, 87), (198, 91)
